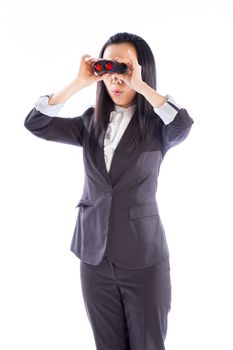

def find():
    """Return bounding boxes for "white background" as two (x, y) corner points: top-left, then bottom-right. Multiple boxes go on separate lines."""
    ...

(0, 0), (233, 349)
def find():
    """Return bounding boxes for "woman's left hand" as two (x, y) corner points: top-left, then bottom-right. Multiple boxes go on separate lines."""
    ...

(114, 49), (146, 93)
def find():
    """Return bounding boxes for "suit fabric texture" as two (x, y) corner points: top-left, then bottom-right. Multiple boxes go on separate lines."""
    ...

(24, 104), (194, 270)
(24, 103), (193, 349)
(80, 255), (171, 350)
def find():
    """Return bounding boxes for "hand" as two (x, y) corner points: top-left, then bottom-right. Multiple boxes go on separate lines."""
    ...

(113, 49), (146, 93)
(74, 54), (110, 90)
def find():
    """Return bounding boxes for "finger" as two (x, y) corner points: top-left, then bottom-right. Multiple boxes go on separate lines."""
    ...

(115, 59), (134, 75)
(85, 58), (99, 67)
(114, 57), (132, 65)
(96, 72), (111, 81)
(127, 49), (138, 66)
(128, 49), (137, 60)
(81, 54), (91, 60)
(85, 57), (99, 68)
(84, 56), (98, 62)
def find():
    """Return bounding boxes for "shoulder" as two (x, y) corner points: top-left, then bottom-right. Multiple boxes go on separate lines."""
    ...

(80, 106), (95, 129)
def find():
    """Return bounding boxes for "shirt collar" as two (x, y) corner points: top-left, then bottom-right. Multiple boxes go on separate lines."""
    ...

(114, 104), (136, 115)
(109, 104), (136, 123)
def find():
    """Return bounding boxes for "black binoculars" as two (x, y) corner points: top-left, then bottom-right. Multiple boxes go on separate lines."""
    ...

(93, 60), (128, 76)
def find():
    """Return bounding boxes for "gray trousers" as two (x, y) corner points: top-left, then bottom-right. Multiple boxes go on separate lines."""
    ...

(80, 256), (171, 350)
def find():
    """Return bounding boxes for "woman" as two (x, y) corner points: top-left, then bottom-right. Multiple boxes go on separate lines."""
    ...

(24, 32), (194, 350)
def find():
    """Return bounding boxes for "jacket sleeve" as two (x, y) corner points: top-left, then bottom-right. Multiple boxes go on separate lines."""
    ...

(153, 94), (194, 155)
(24, 95), (94, 147)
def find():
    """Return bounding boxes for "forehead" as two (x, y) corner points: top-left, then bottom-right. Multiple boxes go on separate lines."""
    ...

(103, 43), (137, 59)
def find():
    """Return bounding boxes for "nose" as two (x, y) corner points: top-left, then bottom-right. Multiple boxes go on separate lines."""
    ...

(111, 74), (123, 84)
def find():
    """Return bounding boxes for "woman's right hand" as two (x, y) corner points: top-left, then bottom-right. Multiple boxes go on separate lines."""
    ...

(74, 54), (109, 90)
(48, 55), (110, 105)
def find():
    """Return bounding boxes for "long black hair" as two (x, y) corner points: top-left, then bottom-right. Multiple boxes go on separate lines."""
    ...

(87, 32), (163, 154)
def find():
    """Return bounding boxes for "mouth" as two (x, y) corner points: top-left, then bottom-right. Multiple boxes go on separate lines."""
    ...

(112, 89), (123, 96)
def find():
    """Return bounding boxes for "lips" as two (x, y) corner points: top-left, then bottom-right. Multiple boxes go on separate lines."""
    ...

(112, 89), (123, 96)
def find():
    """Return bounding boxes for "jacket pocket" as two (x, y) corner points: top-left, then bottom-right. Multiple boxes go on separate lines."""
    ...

(75, 198), (95, 208)
(128, 203), (159, 220)
(128, 203), (162, 250)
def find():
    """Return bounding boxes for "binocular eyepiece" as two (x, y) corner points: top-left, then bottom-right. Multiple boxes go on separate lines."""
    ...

(93, 60), (128, 76)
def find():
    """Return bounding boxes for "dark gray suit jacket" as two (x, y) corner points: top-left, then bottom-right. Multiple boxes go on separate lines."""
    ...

(24, 104), (194, 269)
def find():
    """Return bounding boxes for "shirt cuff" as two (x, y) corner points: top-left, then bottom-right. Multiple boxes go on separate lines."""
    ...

(153, 94), (182, 125)
(35, 93), (65, 117)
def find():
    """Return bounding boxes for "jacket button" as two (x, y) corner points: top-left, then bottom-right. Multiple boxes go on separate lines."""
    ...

(105, 189), (112, 197)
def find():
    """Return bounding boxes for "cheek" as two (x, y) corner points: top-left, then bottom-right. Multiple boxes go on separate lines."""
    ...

(127, 88), (137, 97)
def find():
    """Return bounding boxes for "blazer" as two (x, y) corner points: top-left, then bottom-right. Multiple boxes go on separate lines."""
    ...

(24, 104), (194, 269)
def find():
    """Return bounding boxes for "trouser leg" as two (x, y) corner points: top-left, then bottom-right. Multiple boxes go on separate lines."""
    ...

(80, 256), (171, 350)
(80, 257), (130, 350)
(116, 259), (172, 350)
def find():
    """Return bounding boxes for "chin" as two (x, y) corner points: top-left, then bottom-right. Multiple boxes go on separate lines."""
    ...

(111, 95), (130, 106)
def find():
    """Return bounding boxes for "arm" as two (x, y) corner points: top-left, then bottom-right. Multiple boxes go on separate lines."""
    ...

(159, 105), (194, 155)
(114, 49), (194, 154)
(147, 92), (194, 155)
(24, 102), (90, 147)
(136, 83), (194, 154)
(24, 54), (108, 146)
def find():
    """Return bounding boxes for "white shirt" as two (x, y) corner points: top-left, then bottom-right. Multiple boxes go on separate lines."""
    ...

(35, 94), (182, 172)
(103, 104), (136, 172)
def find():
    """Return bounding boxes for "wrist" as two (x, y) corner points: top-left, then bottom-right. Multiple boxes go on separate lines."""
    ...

(138, 83), (167, 108)
(48, 80), (81, 105)
(136, 81), (147, 94)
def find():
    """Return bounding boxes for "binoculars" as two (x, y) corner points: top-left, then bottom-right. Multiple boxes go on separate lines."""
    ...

(93, 60), (128, 76)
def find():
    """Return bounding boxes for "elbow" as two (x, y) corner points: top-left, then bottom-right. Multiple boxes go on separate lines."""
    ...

(179, 108), (194, 129)
(24, 108), (35, 131)
(24, 108), (52, 133)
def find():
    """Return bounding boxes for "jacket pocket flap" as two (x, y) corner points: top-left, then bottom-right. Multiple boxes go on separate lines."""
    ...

(129, 203), (158, 219)
(76, 198), (95, 208)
